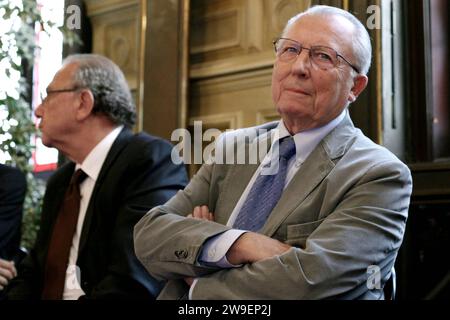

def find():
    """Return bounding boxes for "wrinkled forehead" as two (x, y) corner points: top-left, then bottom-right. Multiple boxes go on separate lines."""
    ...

(284, 14), (356, 55)
(49, 62), (78, 88)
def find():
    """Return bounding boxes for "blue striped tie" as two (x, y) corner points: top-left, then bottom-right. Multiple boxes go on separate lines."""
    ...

(233, 136), (296, 231)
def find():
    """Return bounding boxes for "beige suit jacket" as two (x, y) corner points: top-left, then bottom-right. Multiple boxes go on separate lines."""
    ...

(134, 114), (412, 299)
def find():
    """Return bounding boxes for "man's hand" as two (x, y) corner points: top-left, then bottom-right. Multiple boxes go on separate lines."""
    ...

(226, 232), (292, 265)
(184, 277), (194, 287)
(187, 205), (214, 222)
(0, 259), (17, 290)
(185, 205), (214, 287)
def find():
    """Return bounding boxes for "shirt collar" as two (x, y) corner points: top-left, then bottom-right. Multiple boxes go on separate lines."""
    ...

(75, 125), (124, 181)
(269, 109), (347, 164)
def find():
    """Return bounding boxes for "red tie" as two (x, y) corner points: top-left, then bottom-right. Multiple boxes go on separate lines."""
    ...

(42, 169), (87, 300)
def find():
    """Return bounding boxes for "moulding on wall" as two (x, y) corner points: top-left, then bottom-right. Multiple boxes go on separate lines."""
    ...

(85, 0), (138, 17)
(191, 68), (273, 97)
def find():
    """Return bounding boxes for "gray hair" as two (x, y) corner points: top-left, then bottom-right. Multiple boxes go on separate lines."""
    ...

(282, 5), (372, 75)
(63, 54), (136, 127)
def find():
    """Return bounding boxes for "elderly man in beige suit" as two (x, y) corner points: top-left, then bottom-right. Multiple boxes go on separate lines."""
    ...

(134, 5), (412, 300)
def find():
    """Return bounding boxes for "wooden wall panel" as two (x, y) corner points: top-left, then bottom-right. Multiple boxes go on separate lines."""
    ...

(86, 0), (188, 139)
(85, 0), (143, 130)
(189, 0), (310, 136)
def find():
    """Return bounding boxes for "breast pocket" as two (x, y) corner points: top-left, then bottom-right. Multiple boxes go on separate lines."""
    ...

(285, 218), (325, 248)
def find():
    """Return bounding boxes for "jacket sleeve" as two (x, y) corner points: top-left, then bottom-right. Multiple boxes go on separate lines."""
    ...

(84, 138), (188, 299)
(134, 159), (239, 281)
(135, 159), (412, 299)
(0, 166), (27, 260)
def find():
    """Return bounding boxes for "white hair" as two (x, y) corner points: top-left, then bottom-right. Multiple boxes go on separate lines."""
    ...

(63, 54), (136, 127)
(282, 5), (372, 75)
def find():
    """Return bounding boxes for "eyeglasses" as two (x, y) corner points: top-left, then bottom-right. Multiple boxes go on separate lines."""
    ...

(40, 87), (84, 104)
(273, 37), (360, 74)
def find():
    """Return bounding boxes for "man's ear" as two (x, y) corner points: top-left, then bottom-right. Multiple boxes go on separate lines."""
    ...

(75, 89), (95, 121)
(348, 74), (368, 103)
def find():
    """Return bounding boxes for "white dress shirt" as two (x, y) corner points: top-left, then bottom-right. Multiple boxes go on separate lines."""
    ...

(62, 125), (123, 300)
(189, 110), (346, 299)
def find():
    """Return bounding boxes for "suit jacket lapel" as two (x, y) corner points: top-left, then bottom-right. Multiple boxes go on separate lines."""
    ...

(260, 144), (334, 236)
(78, 128), (133, 255)
(261, 113), (356, 236)
(215, 164), (259, 225)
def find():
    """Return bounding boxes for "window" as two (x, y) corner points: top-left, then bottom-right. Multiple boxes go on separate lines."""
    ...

(429, 0), (449, 160)
(404, 0), (450, 163)
(32, 0), (65, 172)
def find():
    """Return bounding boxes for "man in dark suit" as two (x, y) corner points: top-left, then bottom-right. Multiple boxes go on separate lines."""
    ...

(5, 54), (188, 299)
(0, 164), (26, 291)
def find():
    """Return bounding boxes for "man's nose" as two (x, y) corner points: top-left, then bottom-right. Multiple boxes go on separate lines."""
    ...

(34, 103), (43, 118)
(291, 49), (311, 78)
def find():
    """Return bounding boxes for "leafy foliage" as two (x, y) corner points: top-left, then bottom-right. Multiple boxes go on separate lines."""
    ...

(0, 0), (80, 249)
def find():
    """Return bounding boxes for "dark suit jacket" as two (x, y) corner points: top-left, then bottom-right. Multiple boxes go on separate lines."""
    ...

(6, 128), (188, 299)
(0, 164), (26, 261)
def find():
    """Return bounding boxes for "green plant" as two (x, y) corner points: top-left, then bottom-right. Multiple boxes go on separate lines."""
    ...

(0, 0), (80, 249)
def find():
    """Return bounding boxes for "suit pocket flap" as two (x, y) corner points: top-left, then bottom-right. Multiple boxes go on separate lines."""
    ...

(287, 218), (325, 239)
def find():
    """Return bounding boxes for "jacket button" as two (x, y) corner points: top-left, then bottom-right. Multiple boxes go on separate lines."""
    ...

(175, 250), (188, 259)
